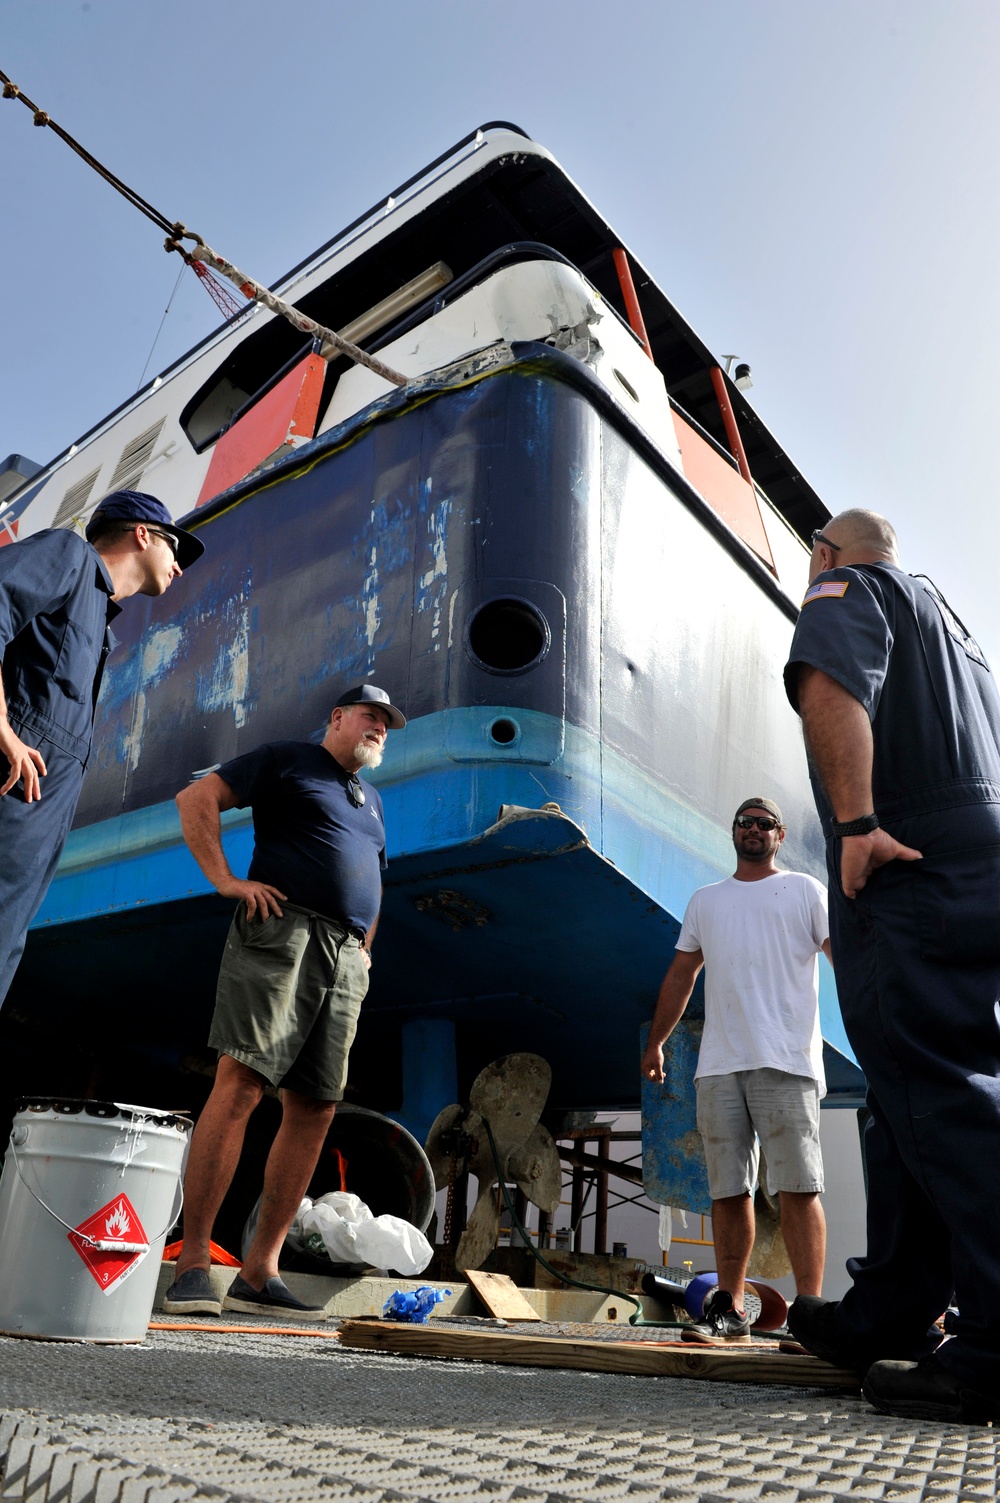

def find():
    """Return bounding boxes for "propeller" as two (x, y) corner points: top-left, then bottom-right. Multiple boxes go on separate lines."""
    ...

(747, 1148), (792, 1279)
(425, 1053), (563, 1272)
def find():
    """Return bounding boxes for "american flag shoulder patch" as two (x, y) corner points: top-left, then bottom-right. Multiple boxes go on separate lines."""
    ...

(801, 580), (849, 606)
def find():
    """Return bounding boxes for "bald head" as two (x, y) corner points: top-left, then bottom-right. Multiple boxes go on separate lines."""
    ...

(810, 509), (898, 581)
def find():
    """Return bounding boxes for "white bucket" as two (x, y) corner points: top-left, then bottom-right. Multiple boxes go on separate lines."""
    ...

(0, 1097), (190, 1342)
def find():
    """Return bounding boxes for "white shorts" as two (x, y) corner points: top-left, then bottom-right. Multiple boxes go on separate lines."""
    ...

(695, 1068), (824, 1200)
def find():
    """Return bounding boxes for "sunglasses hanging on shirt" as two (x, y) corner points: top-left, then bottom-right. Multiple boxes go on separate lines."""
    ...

(347, 774), (366, 808)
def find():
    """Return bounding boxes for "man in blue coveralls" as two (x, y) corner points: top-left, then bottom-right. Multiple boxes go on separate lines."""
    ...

(0, 489), (204, 1005)
(164, 684), (404, 1322)
(784, 507), (1000, 1423)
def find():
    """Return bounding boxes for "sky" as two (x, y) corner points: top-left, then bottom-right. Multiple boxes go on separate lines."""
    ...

(2, 0), (999, 652)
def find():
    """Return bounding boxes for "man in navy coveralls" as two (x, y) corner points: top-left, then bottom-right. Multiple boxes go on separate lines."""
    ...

(164, 684), (405, 1322)
(784, 507), (1000, 1423)
(0, 489), (204, 1005)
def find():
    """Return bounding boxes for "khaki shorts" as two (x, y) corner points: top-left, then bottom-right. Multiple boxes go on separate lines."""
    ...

(695, 1068), (824, 1200)
(209, 902), (369, 1101)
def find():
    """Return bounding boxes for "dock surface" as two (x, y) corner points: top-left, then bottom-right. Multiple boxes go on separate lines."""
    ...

(0, 1310), (996, 1502)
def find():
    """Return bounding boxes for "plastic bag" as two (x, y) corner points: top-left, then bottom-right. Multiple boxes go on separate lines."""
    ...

(293, 1191), (433, 1276)
(383, 1285), (451, 1322)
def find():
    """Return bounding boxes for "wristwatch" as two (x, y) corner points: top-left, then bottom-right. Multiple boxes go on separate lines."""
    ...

(831, 813), (880, 837)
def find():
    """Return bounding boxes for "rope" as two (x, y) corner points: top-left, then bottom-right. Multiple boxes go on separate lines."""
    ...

(0, 69), (183, 238)
(1, 67), (408, 388)
(149, 1321), (338, 1338)
(180, 240), (408, 387)
(135, 259), (186, 391)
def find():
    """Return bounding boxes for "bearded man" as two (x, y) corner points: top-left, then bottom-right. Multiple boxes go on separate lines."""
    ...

(163, 684), (404, 1320)
(641, 797), (831, 1344)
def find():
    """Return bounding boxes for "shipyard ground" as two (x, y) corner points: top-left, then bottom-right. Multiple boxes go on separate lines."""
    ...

(0, 1299), (996, 1502)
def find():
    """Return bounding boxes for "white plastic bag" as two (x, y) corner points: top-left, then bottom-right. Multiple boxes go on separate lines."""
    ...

(294, 1191), (432, 1275)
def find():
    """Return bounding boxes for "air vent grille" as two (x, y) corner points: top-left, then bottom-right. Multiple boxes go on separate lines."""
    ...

(107, 419), (165, 492)
(51, 469), (102, 532)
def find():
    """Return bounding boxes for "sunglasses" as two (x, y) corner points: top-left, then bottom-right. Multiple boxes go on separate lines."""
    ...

(347, 775), (366, 808)
(147, 527), (180, 560)
(810, 529), (841, 552)
(734, 814), (780, 831)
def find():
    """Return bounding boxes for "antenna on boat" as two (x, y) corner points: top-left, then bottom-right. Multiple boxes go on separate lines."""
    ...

(0, 67), (408, 389)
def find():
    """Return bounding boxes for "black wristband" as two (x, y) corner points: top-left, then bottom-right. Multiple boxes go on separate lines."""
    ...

(831, 813), (880, 837)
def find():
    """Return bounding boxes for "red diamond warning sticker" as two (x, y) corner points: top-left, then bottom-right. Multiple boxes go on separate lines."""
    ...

(68, 1194), (148, 1295)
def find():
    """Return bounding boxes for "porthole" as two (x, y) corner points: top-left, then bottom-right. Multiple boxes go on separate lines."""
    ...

(489, 717), (519, 745)
(467, 597), (550, 675)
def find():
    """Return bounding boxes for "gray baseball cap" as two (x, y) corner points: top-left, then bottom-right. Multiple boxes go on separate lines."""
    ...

(734, 796), (783, 825)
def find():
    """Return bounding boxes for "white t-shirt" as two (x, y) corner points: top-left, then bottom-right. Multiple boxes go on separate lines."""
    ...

(676, 871), (830, 1094)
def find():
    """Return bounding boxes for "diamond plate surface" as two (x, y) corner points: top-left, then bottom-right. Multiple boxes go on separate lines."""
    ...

(0, 1319), (996, 1502)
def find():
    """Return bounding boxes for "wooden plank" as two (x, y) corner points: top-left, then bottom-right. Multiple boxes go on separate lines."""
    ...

(339, 1320), (860, 1389)
(465, 1271), (541, 1321)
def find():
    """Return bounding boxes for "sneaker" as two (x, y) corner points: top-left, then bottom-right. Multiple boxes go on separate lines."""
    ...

(788, 1294), (939, 1378)
(223, 1274), (327, 1321)
(681, 1290), (751, 1345)
(863, 1354), (1000, 1424)
(162, 1268), (223, 1316)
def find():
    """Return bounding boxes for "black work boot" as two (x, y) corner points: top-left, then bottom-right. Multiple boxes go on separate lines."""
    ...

(789, 1294), (942, 1378)
(864, 1355), (1000, 1424)
(787, 1295), (864, 1374)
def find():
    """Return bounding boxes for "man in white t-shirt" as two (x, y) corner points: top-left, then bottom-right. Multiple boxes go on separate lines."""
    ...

(640, 796), (832, 1344)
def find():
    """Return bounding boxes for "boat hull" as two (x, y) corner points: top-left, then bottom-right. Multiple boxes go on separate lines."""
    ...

(7, 348), (861, 1109)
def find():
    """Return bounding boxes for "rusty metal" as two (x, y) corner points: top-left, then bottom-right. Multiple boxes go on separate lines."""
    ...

(556, 1144), (644, 1187)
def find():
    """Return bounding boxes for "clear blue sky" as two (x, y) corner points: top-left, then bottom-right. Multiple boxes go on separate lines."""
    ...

(2, 1), (998, 652)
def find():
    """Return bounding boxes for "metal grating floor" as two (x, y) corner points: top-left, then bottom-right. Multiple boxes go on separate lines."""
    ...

(0, 1317), (996, 1502)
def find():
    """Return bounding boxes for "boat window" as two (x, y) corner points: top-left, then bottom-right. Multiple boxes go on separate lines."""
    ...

(181, 264), (453, 453)
(178, 148), (618, 456)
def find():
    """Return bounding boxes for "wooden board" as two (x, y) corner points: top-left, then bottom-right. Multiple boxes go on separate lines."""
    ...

(465, 1270), (542, 1321)
(339, 1320), (860, 1389)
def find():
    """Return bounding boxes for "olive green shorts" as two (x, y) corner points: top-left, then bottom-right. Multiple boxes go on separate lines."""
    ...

(208, 901), (369, 1101)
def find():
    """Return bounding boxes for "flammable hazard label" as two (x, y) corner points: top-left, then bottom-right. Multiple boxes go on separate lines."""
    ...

(68, 1194), (148, 1295)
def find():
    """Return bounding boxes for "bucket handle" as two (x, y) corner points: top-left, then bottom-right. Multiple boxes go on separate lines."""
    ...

(6, 1135), (184, 1253)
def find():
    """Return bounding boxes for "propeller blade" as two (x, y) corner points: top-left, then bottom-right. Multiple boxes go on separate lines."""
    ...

(748, 1149), (792, 1279)
(468, 1052), (551, 1150)
(508, 1122), (563, 1214)
(455, 1185), (501, 1272)
(424, 1103), (482, 1191)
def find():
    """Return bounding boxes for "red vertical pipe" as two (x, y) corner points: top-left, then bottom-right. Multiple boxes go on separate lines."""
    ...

(709, 365), (754, 486)
(612, 248), (654, 361)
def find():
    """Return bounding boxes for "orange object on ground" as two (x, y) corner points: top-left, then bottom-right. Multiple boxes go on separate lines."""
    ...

(161, 1239), (242, 1267)
(150, 1321), (338, 1339)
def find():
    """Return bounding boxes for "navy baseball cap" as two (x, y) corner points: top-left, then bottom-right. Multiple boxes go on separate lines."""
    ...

(86, 490), (205, 570)
(335, 683), (406, 729)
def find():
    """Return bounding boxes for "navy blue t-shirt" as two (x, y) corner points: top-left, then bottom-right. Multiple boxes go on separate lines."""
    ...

(216, 741), (387, 933)
(784, 562), (1000, 827)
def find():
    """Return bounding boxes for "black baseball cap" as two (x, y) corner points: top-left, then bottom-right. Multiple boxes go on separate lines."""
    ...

(86, 489), (205, 570)
(335, 683), (406, 729)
